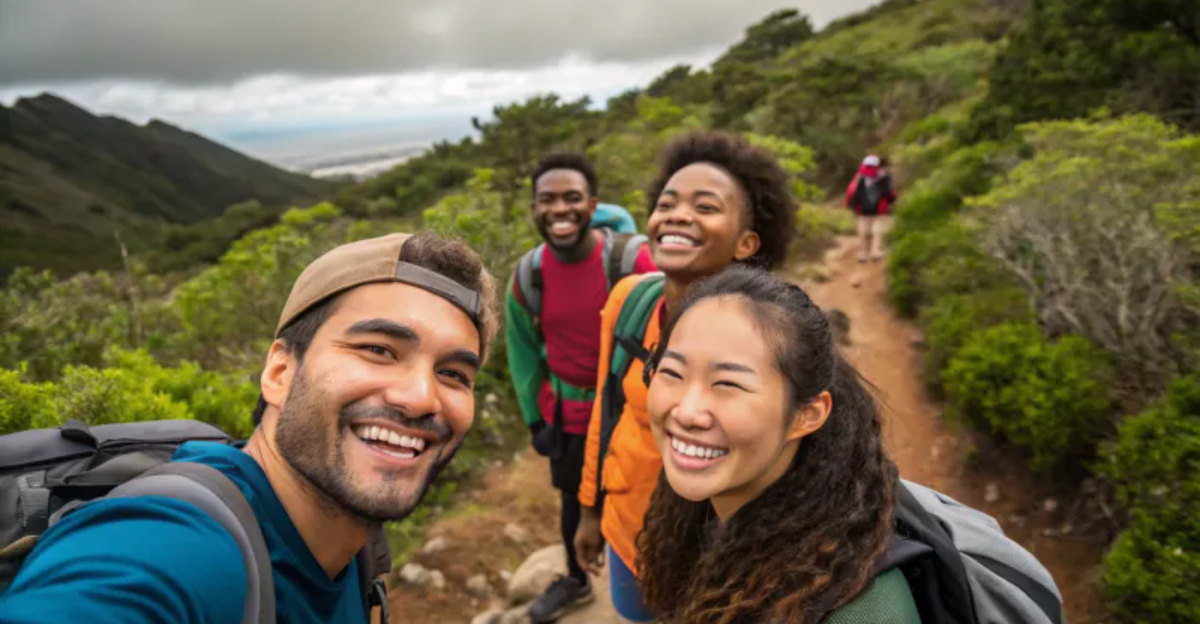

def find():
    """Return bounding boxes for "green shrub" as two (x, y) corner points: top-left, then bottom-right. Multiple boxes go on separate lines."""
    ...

(920, 287), (1030, 392)
(793, 204), (854, 259)
(0, 349), (256, 437)
(887, 219), (978, 317)
(0, 368), (55, 435)
(970, 115), (1199, 386)
(944, 322), (1113, 470)
(1103, 519), (1200, 624)
(421, 169), (538, 286)
(170, 203), (345, 371)
(0, 267), (173, 381)
(1099, 375), (1200, 622)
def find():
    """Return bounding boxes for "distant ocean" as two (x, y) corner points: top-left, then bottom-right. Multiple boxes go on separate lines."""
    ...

(220, 116), (475, 181)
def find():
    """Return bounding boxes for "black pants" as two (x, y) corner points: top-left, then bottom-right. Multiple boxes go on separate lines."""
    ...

(549, 433), (588, 583)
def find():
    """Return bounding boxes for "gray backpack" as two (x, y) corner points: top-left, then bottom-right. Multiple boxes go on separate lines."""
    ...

(0, 419), (392, 624)
(876, 480), (1064, 624)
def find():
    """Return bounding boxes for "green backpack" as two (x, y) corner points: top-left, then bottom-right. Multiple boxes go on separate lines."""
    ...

(592, 273), (664, 509)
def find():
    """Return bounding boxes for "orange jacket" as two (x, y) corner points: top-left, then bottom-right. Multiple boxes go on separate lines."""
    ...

(578, 274), (664, 575)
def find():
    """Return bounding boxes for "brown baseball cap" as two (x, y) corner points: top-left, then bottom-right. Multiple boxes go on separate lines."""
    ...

(275, 232), (481, 337)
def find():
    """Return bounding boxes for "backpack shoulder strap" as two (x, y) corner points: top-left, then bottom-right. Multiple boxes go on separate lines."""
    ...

(515, 244), (546, 317)
(594, 273), (665, 509)
(891, 481), (975, 624)
(357, 526), (392, 624)
(100, 463), (276, 624)
(603, 233), (649, 293)
(900, 480), (1063, 624)
(610, 273), (664, 372)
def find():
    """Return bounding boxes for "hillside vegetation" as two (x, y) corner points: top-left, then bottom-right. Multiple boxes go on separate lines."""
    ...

(0, 94), (336, 278)
(2, 0), (1198, 619)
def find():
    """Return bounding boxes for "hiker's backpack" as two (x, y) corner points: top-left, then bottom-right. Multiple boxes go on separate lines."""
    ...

(513, 205), (649, 319)
(592, 203), (639, 234)
(878, 479), (1064, 624)
(592, 273), (665, 509)
(851, 174), (893, 216)
(0, 419), (393, 624)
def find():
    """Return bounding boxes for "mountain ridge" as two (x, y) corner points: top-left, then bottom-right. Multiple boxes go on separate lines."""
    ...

(0, 93), (336, 276)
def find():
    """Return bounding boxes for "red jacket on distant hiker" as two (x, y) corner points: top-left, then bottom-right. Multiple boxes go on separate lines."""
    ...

(844, 155), (896, 216)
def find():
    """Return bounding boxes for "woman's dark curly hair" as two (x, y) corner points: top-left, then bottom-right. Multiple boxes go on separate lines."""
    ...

(636, 266), (898, 624)
(647, 131), (797, 271)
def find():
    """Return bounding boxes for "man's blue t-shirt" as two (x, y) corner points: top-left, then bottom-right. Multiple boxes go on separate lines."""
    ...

(0, 442), (366, 624)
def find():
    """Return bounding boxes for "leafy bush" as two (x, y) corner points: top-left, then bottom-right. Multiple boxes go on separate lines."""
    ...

(745, 132), (823, 203)
(0, 266), (177, 381)
(0, 348), (255, 437)
(421, 169), (537, 286)
(169, 203), (346, 371)
(887, 219), (980, 317)
(971, 115), (1200, 387)
(0, 368), (55, 434)
(920, 287), (1030, 392)
(1099, 374), (1200, 623)
(944, 322), (1113, 470)
(793, 204), (854, 260)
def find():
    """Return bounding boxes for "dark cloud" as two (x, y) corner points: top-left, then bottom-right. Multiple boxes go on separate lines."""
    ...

(0, 0), (880, 86)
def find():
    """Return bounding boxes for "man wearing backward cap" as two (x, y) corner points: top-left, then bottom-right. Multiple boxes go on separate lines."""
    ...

(0, 231), (499, 624)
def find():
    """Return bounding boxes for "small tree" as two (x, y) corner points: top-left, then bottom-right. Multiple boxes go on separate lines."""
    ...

(971, 115), (1199, 389)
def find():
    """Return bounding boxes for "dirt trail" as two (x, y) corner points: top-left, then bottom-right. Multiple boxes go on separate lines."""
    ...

(389, 236), (1109, 623)
(796, 237), (1107, 623)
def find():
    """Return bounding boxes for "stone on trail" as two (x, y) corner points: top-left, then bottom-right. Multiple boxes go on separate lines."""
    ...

(984, 482), (1001, 504)
(399, 563), (432, 587)
(503, 522), (529, 544)
(467, 573), (493, 598)
(420, 536), (447, 555)
(500, 604), (532, 624)
(471, 608), (504, 624)
(507, 544), (567, 604)
(429, 569), (446, 591)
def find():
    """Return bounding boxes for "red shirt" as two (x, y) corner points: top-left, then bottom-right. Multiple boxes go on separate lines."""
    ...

(535, 236), (656, 434)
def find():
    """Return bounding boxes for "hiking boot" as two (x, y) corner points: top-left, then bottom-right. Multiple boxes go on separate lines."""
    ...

(528, 575), (593, 623)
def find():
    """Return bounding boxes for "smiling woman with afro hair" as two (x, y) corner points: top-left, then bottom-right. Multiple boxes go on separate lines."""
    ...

(573, 130), (800, 623)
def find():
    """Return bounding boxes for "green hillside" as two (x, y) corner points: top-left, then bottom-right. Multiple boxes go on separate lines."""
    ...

(0, 93), (336, 277)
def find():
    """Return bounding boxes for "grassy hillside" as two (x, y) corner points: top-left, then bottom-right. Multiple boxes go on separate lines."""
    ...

(0, 94), (337, 277)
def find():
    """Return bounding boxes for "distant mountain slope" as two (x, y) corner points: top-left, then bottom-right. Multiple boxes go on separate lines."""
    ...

(0, 93), (336, 276)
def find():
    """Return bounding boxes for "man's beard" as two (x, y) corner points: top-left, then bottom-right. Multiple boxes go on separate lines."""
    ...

(537, 213), (591, 253)
(275, 366), (460, 522)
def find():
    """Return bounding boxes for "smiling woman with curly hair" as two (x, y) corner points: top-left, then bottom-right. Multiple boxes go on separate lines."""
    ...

(573, 131), (800, 623)
(636, 265), (916, 624)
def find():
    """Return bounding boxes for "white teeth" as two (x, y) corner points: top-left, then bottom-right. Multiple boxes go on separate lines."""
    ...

(355, 425), (427, 454)
(660, 234), (698, 247)
(670, 435), (727, 460)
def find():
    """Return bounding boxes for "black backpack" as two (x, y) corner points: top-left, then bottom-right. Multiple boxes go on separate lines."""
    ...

(0, 419), (392, 624)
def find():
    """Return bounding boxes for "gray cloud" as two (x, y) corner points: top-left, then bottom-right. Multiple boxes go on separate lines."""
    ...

(0, 0), (880, 86)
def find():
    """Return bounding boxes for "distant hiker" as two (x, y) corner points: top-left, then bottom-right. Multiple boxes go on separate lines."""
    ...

(637, 266), (1063, 624)
(0, 232), (499, 624)
(573, 132), (796, 622)
(506, 153), (655, 623)
(845, 154), (897, 263)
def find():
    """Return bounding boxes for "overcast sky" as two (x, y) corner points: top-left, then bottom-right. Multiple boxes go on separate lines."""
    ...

(0, 0), (879, 156)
